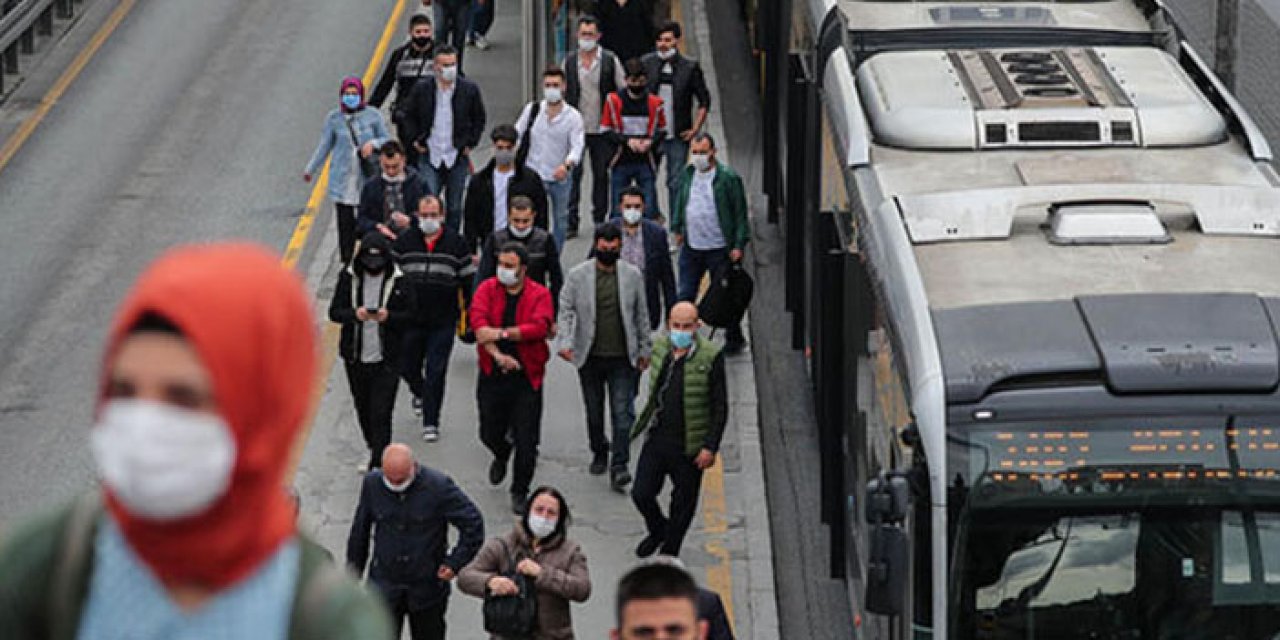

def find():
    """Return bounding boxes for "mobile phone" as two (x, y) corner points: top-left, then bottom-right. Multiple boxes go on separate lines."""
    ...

(365, 307), (380, 315)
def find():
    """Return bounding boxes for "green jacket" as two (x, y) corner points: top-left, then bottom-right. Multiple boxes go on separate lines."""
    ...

(0, 494), (393, 640)
(632, 333), (724, 456)
(671, 162), (750, 250)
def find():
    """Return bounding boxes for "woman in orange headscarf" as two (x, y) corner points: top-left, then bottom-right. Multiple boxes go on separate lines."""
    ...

(0, 243), (391, 640)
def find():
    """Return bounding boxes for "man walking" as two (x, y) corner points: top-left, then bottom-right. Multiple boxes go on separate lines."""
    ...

(671, 133), (749, 352)
(421, 0), (471, 72)
(565, 14), (627, 234)
(556, 224), (652, 491)
(606, 186), (676, 330)
(463, 124), (548, 254)
(330, 232), (413, 471)
(515, 67), (585, 249)
(471, 244), (555, 514)
(476, 196), (564, 311)
(630, 302), (727, 558)
(393, 196), (474, 443)
(642, 21), (711, 212)
(348, 443), (485, 640)
(405, 45), (486, 233)
(596, 0), (656, 66)
(369, 14), (435, 167)
(357, 141), (426, 240)
(601, 59), (666, 220)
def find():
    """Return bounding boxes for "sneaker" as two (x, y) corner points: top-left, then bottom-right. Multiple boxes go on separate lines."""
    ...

(489, 456), (508, 486)
(411, 396), (423, 416)
(588, 452), (608, 476)
(511, 492), (528, 515)
(635, 534), (663, 558)
(611, 468), (632, 492)
(473, 34), (490, 50)
(422, 425), (439, 442)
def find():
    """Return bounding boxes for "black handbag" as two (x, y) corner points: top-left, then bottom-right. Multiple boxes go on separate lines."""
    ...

(698, 261), (754, 329)
(482, 539), (538, 637)
(344, 115), (380, 180)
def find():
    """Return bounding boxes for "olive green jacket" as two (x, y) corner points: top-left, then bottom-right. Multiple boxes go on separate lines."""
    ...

(0, 494), (393, 640)
(632, 333), (726, 456)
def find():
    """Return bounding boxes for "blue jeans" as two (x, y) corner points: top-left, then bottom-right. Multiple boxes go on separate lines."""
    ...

(578, 355), (639, 471)
(610, 161), (659, 220)
(660, 137), (690, 215)
(544, 177), (572, 250)
(420, 158), (469, 234)
(678, 244), (745, 345)
(469, 0), (494, 37)
(398, 325), (456, 428)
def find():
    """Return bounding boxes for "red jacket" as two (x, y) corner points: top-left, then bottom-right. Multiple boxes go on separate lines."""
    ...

(470, 276), (554, 389)
(600, 91), (666, 168)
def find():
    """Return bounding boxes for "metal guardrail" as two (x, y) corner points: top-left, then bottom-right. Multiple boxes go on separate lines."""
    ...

(0, 0), (82, 94)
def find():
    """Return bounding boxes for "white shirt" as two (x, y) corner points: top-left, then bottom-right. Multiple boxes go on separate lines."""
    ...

(686, 167), (726, 250)
(493, 166), (514, 231)
(659, 62), (675, 135)
(428, 83), (458, 169)
(515, 100), (585, 182)
(571, 50), (626, 134)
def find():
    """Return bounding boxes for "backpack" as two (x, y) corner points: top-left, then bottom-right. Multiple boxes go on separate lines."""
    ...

(698, 261), (754, 329)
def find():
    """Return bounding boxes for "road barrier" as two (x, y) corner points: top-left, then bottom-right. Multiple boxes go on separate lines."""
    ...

(0, 0), (82, 95)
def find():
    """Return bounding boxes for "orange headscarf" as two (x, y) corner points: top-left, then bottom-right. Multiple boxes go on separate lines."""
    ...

(98, 243), (317, 590)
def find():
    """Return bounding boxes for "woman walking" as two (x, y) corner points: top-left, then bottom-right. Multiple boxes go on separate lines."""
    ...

(459, 486), (592, 639)
(305, 76), (390, 263)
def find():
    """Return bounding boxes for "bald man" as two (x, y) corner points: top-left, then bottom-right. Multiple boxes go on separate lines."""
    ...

(347, 443), (485, 640)
(628, 302), (728, 558)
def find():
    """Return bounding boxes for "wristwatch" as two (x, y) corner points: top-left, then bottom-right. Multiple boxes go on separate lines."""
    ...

(500, 329), (510, 340)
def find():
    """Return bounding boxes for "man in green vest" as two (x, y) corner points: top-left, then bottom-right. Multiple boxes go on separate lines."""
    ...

(629, 301), (728, 558)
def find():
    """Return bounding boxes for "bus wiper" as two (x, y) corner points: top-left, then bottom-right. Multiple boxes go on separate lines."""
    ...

(996, 517), (1074, 619)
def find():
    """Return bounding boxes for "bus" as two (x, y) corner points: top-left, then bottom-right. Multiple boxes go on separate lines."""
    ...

(764, 1), (1280, 637)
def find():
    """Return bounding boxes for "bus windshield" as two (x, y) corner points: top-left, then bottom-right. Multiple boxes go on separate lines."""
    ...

(949, 416), (1280, 639)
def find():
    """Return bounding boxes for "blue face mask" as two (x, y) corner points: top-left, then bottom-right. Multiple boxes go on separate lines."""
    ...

(341, 94), (361, 110)
(670, 329), (694, 350)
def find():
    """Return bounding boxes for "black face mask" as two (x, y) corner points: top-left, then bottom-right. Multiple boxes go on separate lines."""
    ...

(627, 84), (646, 98)
(412, 36), (432, 49)
(359, 253), (389, 273)
(596, 249), (620, 266)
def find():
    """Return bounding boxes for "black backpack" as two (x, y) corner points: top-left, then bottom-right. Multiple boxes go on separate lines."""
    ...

(482, 539), (538, 636)
(698, 261), (754, 329)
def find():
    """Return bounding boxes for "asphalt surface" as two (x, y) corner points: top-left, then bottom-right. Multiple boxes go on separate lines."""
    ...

(0, 0), (395, 529)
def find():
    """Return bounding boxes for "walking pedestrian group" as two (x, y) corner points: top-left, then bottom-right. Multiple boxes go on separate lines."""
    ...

(0, 4), (747, 639)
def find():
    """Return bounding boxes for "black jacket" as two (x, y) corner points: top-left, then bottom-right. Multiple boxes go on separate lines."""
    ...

(328, 265), (413, 364)
(346, 465), (485, 610)
(369, 40), (435, 114)
(563, 48), (621, 113)
(357, 167), (427, 237)
(697, 588), (735, 640)
(641, 52), (712, 136)
(392, 225), (475, 329)
(598, 218), (676, 330)
(594, 0), (655, 65)
(476, 227), (564, 312)
(463, 160), (549, 253)
(402, 75), (487, 159)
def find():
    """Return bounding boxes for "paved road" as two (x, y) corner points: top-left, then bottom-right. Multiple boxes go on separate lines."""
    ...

(0, 0), (393, 529)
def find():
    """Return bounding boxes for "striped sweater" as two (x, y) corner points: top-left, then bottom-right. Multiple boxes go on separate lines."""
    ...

(392, 225), (475, 329)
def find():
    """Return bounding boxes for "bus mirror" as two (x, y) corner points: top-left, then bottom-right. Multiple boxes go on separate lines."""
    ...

(865, 524), (908, 616)
(866, 472), (910, 524)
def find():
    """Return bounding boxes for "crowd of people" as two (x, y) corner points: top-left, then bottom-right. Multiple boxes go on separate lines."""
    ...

(0, 2), (749, 639)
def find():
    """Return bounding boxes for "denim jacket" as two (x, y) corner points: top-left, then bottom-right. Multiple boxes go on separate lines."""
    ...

(305, 107), (390, 205)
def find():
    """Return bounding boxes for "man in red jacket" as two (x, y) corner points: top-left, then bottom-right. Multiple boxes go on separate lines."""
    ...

(470, 242), (555, 515)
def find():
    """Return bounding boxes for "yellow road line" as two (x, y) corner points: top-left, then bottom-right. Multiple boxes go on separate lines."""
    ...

(0, 0), (138, 175)
(286, 0), (407, 479)
(701, 456), (735, 625)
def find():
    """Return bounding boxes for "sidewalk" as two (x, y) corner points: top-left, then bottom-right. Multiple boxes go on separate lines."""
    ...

(293, 2), (777, 637)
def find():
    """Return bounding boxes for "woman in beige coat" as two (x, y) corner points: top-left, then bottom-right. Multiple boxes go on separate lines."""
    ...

(459, 486), (592, 639)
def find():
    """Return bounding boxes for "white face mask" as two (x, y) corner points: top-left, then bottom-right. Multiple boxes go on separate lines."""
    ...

(509, 224), (533, 239)
(497, 266), (521, 287)
(578, 38), (597, 52)
(91, 399), (237, 521)
(622, 207), (644, 225)
(419, 216), (442, 236)
(439, 65), (458, 83)
(383, 471), (414, 493)
(527, 514), (558, 539)
(657, 47), (676, 61)
(690, 153), (712, 172)
(543, 86), (563, 104)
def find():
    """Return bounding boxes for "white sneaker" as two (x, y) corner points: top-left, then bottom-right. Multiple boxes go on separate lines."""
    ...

(422, 425), (440, 442)
(473, 34), (490, 50)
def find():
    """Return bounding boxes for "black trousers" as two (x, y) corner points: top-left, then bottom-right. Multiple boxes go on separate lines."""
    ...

(336, 203), (358, 264)
(569, 133), (615, 227)
(344, 360), (399, 468)
(631, 440), (705, 556)
(477, 372), (543, 496)
(389, 594), (447, 640)
(578, 355), (639, 471)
